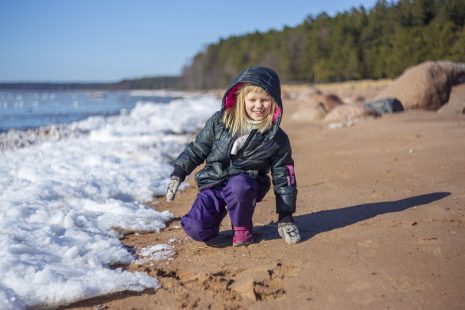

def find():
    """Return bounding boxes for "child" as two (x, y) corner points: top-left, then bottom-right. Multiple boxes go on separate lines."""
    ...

(166, 66), (300, 246)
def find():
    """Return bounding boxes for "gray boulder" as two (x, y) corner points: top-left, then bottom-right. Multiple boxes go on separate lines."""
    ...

(364, 98), (404, 114)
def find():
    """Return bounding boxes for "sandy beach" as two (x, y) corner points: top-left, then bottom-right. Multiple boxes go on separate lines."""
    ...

(62, 83), (465, 310)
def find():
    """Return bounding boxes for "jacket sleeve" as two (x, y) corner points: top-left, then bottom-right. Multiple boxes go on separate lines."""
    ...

(172, 111), (219, 178)
(271, 131), (297, 214)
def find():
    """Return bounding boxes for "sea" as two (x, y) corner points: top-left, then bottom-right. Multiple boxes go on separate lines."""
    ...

(0, 90), (178, 133)
(0, 89), (218, 309)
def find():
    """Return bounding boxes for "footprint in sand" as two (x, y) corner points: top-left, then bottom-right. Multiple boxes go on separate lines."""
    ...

(231, 262), (298, 301)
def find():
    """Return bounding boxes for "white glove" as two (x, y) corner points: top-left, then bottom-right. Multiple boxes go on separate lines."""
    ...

(166, 176), (181, 203)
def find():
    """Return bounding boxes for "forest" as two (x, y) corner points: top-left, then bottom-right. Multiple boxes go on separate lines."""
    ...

(2, 0), (463, 91)
(181, 0), (465, 89)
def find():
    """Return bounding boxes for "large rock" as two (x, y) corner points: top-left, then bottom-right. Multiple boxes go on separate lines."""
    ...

(324, 102), (380, 127)
(290, 102), (327, 122)
(314, 94), (345, 113)
(364, 98), (404, 114)
(375, 61), (465, 110)
(438, 83), (465, 116)
(290, 93), (345, 122)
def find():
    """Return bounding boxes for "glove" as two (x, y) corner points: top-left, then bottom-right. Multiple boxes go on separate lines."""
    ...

(166, 176), (181, 203)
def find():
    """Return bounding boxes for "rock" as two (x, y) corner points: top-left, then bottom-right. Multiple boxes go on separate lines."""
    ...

(438, 83), (465, 116)
(375, 61), (465, 110)
(324, 102), (381, 127)
(314, 94), (345, 113)
(290, 103), (326, 122)
(364, 98), (404, 114)
(324, 103), (365, 125)
(290, 93), (345, 122)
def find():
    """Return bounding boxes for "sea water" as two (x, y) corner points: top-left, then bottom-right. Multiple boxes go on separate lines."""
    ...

(0, 90), (178, 132)
(0, 90), (218, 309)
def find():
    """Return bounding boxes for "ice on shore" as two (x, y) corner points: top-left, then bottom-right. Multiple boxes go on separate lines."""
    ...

(0, 93), (218, 309)
(134, 244), (176, 265)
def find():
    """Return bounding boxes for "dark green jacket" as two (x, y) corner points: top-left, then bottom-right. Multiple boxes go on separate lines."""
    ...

(172, 66), (297, 214)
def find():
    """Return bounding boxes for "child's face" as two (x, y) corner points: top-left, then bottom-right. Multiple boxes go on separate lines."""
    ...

(244, 91), (273, 121)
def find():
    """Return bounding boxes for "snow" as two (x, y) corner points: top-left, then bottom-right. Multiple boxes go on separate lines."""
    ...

(0, 92), (218, 309)
(135, 244), (176, 265)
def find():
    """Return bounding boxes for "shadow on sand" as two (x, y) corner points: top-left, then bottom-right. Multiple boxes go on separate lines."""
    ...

(251, 191), (451, 243)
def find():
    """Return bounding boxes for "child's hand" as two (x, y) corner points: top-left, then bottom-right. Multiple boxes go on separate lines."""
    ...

(166, 176), (181, 203)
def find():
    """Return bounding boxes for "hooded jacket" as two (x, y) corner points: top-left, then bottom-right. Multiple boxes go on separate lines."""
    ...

(172, 66), (297, 214)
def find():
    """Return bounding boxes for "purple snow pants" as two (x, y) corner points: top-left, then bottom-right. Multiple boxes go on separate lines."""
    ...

(181, 174), (267, 242)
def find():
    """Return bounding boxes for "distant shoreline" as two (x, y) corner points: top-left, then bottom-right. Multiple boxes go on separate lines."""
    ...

(0, 82), (114, 91)
(0, 76), (183, 91)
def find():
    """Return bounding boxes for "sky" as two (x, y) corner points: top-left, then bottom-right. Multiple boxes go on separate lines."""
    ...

(0, 0), (378, 82)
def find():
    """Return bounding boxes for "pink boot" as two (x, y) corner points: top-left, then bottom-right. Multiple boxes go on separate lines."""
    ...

(232, 226), (254, 246)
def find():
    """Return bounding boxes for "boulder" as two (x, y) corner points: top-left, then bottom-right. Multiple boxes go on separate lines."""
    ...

(290, 93), (345, 122)
(290, 102), (327, 122)
(438, 83), (465, 116)
(364, 98), (404, 114)
(375, 61), (465, 110)
(314, 94), (345, 113)
(324, 103), (363, 124)
(324, 102), (381, 127)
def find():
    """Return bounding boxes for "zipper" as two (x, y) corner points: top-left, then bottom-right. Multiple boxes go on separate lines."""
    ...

(227, 134), (235, 158)
(227, 130), (256, 159)
(235, 129), (257, 157)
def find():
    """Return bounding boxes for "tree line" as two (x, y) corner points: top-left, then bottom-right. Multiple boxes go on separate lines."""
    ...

(181, 0), (465, 89)
(2, 0), (463, 91)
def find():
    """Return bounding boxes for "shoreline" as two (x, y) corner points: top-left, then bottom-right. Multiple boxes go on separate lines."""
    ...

(62, 84), (465, 309)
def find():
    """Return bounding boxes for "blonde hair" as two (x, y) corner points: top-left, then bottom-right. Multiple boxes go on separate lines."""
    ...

(222, 84), (276, 136)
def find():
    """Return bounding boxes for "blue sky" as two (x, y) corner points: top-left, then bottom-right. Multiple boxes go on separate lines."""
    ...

(0, 0), (378, 82)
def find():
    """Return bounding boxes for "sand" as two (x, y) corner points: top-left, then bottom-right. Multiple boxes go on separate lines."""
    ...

(62, 83), (465, 310)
